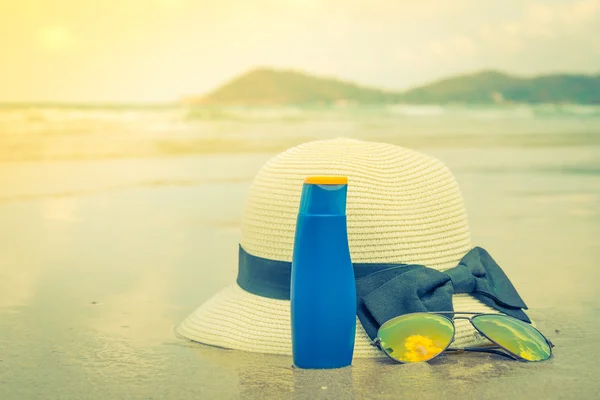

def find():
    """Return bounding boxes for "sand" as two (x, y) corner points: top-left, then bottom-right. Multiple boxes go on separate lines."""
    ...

(1, 144), (599, 399)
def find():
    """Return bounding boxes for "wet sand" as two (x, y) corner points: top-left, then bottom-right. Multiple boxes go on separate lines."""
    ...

(1, 144), (599, 399)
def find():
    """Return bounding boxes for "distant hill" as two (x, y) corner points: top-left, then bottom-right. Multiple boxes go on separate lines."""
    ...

(190, 68), (398, 105)
(186, 68), (600, 105)
(402, 70), (600, 104)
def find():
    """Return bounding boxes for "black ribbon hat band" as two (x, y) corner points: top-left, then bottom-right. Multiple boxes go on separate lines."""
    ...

(236, 245), (530, 340)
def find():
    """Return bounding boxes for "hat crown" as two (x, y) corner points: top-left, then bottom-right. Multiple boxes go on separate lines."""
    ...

(240, 137), (471, 270)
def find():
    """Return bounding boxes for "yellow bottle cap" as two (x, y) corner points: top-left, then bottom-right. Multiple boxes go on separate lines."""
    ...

(304, 176), (348, 185)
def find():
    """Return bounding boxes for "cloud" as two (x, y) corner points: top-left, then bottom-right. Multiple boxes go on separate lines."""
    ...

(457, 0), (600, 64)
(393, 34), (477, 68)
(484, 0), (600, 44)
(524, 0), (600, 34)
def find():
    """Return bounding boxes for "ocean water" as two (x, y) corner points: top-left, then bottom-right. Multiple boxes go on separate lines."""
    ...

(2, 103), (600, 162)
(1, 104), (600, 399)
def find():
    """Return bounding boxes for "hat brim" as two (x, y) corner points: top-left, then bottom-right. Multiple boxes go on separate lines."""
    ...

(175, 283), (517, 357)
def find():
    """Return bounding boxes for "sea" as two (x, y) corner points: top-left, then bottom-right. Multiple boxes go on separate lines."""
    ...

(1, 103), (599, 399)
(1, 103), (600, 162)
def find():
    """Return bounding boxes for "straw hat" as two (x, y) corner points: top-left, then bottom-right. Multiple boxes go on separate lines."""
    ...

(176, 137), (526, 358)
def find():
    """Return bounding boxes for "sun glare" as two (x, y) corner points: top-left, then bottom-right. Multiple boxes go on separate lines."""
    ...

(39, 26), (74, 52)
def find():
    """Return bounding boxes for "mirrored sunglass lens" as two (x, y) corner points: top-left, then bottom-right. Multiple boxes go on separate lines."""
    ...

(471, 314), (552, 361)
(377, 313), (454, 363)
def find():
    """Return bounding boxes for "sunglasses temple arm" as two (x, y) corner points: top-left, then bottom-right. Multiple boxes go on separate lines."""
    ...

(445, 346), (518, 360)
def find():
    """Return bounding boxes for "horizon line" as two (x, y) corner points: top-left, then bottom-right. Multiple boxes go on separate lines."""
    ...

(1, 67), (599, 105)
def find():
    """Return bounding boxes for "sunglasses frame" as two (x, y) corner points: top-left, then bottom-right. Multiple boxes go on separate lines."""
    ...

(371, 311), (554, 363)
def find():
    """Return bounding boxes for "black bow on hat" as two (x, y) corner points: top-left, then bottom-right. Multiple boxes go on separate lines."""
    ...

(356, 247), (530, 340)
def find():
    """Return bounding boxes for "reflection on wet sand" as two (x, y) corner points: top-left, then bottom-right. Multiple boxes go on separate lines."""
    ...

(188, 339), (534, 399)
(0, 197), (78, 311)
(86, 270), (175, 346)
(0, 252), (42, 311)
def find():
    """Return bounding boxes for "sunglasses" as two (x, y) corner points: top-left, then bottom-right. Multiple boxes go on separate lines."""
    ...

(371, 312), (554, 363)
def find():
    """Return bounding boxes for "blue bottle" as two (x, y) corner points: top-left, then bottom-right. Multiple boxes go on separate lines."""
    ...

(291, 176), (356, 369)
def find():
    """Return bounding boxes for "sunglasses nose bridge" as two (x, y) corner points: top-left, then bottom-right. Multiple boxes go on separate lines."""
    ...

(451, 316), (471, 321)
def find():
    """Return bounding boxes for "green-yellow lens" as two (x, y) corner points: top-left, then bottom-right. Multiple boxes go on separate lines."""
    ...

(377, 313), (454, 363)
(471, 314), (551, 361)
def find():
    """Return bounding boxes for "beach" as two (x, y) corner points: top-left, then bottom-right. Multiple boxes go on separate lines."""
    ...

(1, 104), (599, 399)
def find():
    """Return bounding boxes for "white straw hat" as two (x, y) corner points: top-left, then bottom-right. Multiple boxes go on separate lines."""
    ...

(176, 137), (529, 358)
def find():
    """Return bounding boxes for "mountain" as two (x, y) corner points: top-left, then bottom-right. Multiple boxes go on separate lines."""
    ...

(402, 70), (600, 104)
(186, 68), (600, 105)
(188, 68), (399, 105)
(401, 70), (519, 104)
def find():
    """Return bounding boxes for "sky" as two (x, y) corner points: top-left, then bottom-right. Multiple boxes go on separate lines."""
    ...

(1, 0), (599, 103)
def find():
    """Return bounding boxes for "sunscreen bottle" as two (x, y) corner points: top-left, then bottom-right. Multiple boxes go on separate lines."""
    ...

(291, 176), (356, 369)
